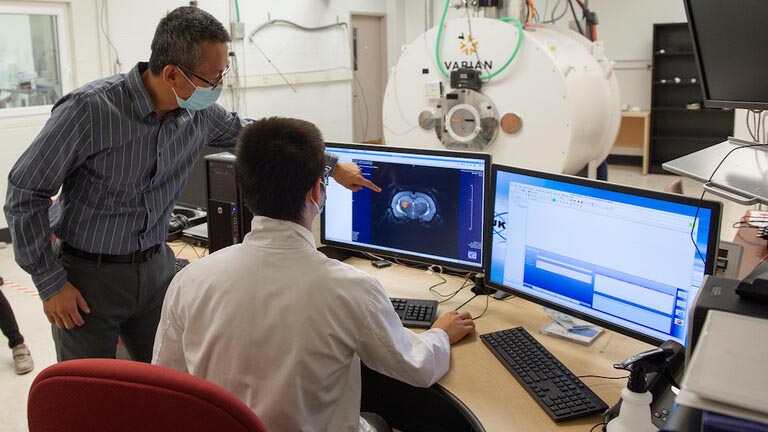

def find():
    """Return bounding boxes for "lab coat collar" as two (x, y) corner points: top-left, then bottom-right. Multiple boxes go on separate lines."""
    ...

(243, 215), (317, 250)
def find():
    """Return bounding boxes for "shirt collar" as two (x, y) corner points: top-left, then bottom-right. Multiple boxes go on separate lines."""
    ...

(244, 216), (317, 249)
(126, 62), (157, 118)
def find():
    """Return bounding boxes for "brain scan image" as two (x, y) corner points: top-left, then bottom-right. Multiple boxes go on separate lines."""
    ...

(391, 191), (437, 222)
(367, 162), (460, 260)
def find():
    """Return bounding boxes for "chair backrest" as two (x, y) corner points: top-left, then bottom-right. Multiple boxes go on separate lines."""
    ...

(28, 358), (268, 432)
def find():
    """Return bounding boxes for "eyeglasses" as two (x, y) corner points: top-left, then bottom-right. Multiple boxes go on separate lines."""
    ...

(322, 165), (332, 186)
(175, 64), (231, 90)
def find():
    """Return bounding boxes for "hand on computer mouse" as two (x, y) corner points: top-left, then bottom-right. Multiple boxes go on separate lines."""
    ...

(432, 311), (475, 344)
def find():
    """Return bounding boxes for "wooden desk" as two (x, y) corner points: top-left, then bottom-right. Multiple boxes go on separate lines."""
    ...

(610, 111), (651, 175)
(343, 258), (652, 432)
(169, 241), (652, 431)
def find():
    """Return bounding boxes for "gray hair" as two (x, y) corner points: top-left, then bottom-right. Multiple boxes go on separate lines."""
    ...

(149, 7), (230, 75)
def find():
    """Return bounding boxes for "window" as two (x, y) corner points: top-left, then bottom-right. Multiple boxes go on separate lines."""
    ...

(0, 2), (71, 116)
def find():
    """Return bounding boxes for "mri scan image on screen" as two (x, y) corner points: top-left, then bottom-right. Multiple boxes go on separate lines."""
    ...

(368, 163), (461, 261)
(321, 143), (488, 272)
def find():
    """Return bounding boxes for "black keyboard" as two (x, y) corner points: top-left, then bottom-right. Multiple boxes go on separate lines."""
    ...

(175, 258), (190, 273)
(389, 298), (438, 328)
(481, 327), (608, 422)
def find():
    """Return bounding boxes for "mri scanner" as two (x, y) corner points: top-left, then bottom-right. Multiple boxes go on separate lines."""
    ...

(382, 1), (621, 176)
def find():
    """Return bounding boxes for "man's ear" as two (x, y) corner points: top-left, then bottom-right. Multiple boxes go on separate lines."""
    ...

(161, 65), (181, 89)
(308, 178), (323, 204)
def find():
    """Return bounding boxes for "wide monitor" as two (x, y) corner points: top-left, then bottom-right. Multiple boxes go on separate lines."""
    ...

(684, 0), (768, 110)
(322, 143), (490, 272)
(486, 165), (722, 346)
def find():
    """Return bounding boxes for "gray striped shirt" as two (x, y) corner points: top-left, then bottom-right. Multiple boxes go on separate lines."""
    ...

(4, 63), (245, 300)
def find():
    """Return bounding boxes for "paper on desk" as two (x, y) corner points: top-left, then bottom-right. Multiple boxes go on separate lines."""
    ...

(676, 310), (768, 424)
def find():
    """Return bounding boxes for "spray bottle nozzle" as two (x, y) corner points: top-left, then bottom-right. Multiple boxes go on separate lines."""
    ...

(613, 345), (676, 393)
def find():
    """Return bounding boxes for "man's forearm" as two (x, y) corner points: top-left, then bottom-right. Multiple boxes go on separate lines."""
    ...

(4, 184), (66, 300)
(325, 152), (339, 176)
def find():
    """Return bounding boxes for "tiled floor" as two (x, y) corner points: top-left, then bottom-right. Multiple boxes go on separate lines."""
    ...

(0, 164), (753, 431)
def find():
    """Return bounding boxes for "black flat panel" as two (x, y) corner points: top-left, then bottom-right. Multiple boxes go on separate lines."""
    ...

(649, 23), (734, 171)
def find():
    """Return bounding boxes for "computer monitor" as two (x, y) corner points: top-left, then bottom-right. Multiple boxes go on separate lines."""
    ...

(321, 143), (490, 272)
(485, 165), (722, 346)
(684, 0), (768, 110)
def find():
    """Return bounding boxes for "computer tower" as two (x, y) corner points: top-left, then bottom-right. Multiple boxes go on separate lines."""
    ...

(204, 152), (253, 253)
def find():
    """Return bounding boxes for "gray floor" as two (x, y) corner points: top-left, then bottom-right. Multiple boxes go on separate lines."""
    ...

(0, 164), (751, 431)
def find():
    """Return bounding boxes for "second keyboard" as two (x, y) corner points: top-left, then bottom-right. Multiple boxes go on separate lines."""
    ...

(481, 326), (608, 422)
(389, 298), (438, 328)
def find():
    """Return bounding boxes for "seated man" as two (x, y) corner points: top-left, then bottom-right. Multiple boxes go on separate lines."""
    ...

(152, 117), (476, 432)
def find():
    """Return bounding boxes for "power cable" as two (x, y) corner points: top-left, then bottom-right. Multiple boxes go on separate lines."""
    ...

(98, 0), (121, 73)
(567, 0), (584, 36)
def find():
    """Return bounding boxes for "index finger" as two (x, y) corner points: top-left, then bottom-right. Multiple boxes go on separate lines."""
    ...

(359, 177), (382, 193)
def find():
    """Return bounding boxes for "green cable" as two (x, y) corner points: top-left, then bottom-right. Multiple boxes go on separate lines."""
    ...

(434, 0), (524, 81)
(234, 0), (241, 22)
(489, 17), (524, 80)
(435, 0), (451, 78)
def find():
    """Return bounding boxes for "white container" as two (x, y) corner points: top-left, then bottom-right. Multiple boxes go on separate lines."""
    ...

(606, 388), (657, 432)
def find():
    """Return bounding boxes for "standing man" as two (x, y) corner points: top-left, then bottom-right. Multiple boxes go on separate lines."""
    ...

(4, 7), (377, 362)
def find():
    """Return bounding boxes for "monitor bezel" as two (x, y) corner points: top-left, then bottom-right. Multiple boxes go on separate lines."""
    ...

(321, 142), (491, 273)
(684, 0), (768, 110)
(483, 164), (723, 347)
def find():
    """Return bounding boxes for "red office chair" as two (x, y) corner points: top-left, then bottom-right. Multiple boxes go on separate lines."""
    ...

(28, 358), (268, 432)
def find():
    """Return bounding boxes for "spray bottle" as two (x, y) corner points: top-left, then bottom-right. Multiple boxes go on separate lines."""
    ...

(605, 345), (676, 432)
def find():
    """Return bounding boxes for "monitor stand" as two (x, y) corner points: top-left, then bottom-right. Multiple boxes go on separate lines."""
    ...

(736, 260), (768, 304)
(493, 291), (514, 300)
(317, 245), (354, 262)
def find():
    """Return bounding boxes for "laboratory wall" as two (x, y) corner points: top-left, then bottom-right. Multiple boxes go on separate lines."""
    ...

(0, 0), (402, 231)
(0, 0), (756, 233)
(0, 0), (103, 234)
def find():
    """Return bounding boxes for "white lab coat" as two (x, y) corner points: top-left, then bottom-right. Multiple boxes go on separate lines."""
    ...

(153, 216), (450, 432)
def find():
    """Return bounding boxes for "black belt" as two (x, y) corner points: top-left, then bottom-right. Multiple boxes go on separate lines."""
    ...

(61, 243), (162, 264)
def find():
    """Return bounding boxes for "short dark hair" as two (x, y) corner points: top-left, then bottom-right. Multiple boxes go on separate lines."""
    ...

(149, 7), (230, 75)
(236, 117), (326, 223)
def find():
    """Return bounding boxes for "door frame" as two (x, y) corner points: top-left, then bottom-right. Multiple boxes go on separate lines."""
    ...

(349, 12), (388, 143)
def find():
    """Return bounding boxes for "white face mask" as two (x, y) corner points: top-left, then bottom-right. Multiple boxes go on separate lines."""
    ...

(311, 180), (327, 215)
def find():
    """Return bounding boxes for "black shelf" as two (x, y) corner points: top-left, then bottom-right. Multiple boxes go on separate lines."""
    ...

(652, 135), (728, 142)
(653, 82), (699, 86)
(649, 23), (734, 171)
(652, 107), (731, 113)
(654, 51), (694, 56)
(653, 80), (699, 86)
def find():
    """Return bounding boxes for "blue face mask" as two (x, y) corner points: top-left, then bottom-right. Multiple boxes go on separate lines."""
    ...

(172, 69), (222, 111)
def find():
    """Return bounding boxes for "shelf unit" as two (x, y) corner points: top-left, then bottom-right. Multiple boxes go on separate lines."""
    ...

(608, 111), (651, 175)
(649, 23), (734, 174)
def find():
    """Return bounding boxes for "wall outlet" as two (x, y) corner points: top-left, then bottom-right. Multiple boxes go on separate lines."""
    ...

(424, 82), (443, 99)
(231, 22), (245, 40)
(715, 240), (744, 279)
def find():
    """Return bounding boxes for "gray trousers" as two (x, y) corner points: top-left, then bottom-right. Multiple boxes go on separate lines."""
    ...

(53, 242), (175, 362)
